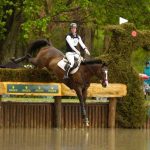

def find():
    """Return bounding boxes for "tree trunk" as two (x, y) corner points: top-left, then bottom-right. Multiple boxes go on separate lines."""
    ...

(80, 27), (95, 52)
(0, 9), (25, 63)
(103, 32), (111, 52)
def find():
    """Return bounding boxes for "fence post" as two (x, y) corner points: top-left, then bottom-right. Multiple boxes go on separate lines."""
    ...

(108, 97), (117, 128)
(0, 95), (2, 128)
(54, 96), (62, 128)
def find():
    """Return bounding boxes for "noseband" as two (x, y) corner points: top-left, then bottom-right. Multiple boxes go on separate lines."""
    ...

(102, 64), (109, 87)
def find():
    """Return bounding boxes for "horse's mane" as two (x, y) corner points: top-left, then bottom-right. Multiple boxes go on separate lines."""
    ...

(81, 59), (104, 65)
(27, 39), (51, 54)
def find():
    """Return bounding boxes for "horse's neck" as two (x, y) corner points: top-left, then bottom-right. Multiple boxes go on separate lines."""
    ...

(83, 64), (101, 79)
(40, 46), (50, 50)
(52, 46), (64, 56)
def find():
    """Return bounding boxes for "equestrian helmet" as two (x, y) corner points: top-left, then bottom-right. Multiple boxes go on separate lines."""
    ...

(70, 23), (77, 28)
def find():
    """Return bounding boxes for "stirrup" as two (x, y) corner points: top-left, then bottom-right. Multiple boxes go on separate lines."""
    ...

(63, 75), (69, 80)
(63, 70), (70, 80)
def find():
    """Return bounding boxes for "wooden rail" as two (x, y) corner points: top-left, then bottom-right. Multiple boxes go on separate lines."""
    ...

(61, 83), (127, 97)
(0, 102), (109, 128)
(61, 83), (127, 128)
(0, 82), (127, 128)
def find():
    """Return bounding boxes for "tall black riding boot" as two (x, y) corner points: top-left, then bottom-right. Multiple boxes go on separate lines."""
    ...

(63, 64), (71, 80)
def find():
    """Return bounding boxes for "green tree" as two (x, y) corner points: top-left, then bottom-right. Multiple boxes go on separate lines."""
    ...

(0, 0), (149, 62)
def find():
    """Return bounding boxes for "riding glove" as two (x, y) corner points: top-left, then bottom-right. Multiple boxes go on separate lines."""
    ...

(85, 48), (90, 55)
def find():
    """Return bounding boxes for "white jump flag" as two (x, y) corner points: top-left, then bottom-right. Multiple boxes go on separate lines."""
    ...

(119, 17), (128, 24)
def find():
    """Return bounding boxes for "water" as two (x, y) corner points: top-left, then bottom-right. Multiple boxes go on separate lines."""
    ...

(0, 128), (150, 150)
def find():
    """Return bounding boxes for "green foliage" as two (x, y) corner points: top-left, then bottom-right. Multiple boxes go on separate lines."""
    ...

(131, 48), (150, 73)
(0, 0), (15, 40)
(23, 0), (43, 19)
(91, 29), (105, 57)
(0, 68), (59, 82)
(22, 0), (50, 40)
(103, 0), (150, 29)
(49, 26), (67, 51)
(21, 0), (92, 40)
(22, 17), (50, 39)
(0, 21), (7, 40)
(0, 0), (149, 41)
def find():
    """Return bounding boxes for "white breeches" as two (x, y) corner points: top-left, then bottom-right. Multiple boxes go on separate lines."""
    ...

(65, 52), (80, 68)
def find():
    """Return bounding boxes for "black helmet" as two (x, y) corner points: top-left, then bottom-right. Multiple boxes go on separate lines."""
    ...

(146, 61), (150, 65)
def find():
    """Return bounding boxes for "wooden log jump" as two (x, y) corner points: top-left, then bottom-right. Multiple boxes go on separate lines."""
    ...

(0, 82), (127, 128)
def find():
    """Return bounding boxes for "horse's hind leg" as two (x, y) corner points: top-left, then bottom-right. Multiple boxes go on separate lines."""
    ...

(11, 55), (29, 63)
(28, 58), (38, 66)
(75, 88), (89, 127)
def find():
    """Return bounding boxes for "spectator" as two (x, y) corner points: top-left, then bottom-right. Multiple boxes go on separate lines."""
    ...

(143, 62), (150, 98)
(144, 61), (150, 85)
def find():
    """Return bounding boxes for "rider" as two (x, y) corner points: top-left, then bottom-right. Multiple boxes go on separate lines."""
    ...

(144, 61), (150, 85)
(63, 23), (90, 79)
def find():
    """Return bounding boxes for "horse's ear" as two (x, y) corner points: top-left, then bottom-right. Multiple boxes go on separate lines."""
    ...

(102, 62), (108, 67)
(104, 64), (107, 67)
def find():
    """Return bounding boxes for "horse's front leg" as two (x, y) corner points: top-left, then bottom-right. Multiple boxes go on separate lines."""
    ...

(28, 57), (38, 66)
(82, 87), (88, 103)
(82, 88), (90, 126)
(75, 88), (89, 127)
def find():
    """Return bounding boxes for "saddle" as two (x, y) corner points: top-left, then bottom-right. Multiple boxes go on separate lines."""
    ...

(57, 55), (83, 74)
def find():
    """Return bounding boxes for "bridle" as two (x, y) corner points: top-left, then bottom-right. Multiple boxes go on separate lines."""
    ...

(101, 64), (109, 87)
(82, 60), (108, 87)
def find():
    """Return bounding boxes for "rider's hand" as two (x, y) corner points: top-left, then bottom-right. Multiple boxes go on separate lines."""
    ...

(85, 48), (90, 55)
(76, 51), (81, 56)
(81, 56), (85, 62)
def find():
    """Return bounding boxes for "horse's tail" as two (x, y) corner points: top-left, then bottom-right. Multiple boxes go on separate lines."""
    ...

(27, 39), (51, 54)
(8, 39), (51, 64)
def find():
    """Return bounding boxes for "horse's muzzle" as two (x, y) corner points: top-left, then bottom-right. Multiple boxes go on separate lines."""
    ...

(102, 80), (108, 88)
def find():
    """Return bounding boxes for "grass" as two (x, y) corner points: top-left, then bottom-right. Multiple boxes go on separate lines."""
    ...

(145, 95), (150, 106)
(1, 95), (109, 103)
(131, 48), (150, 73)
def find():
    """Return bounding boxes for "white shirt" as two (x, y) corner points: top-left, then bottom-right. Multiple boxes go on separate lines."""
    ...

(66, 34), (86, 54)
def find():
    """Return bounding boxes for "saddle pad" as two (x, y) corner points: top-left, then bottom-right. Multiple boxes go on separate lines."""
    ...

(57, 59), (79, 74)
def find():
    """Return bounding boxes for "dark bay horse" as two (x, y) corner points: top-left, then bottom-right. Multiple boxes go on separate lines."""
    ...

(13, 39), (108, 126)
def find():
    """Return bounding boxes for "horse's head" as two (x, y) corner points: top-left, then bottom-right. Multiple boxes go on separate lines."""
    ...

(100, 63), (108, 88)
(81, 59), (109, 87)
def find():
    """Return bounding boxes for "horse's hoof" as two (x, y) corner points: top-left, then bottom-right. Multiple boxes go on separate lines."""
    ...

(10, 57), (16, 62)
(83, 120), (89, 127)
(83, 118), (89, 127)
(85, 122), (89, 127)
(26, 53), (32, 58)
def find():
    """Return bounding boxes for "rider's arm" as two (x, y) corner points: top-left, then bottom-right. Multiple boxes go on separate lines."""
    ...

(78, 36), (90, 55)
(78, 36), (86, 49)
(66, 35), (80, 55)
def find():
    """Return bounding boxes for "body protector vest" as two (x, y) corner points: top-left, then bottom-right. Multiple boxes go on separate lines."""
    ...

(66, 33), (80, 52)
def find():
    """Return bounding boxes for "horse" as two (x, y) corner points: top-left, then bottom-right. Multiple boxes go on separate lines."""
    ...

(12, 39), (108, 126)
